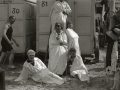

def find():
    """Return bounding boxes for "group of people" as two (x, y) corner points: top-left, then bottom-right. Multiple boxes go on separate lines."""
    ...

(0, 0), (120, 89)
(14, 0), (89, 85)
(48, 0), (89, 82)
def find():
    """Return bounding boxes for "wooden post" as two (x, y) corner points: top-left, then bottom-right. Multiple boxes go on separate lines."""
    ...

(0, 68), (5, 90)
(109, 0), (116, 30)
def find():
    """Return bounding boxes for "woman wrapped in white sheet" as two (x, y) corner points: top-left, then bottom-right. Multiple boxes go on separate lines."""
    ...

(15, 49), (65, 85)
(48, 23), (68, 76)
(66, 21), (89, 82)
(49, 0), (71, 32)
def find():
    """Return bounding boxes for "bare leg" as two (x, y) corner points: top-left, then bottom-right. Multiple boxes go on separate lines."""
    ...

(0, 52), (7, 64)
(8, 49), (15, 68)
(110, 71), (119, 90)
(110, 79), (116, 90)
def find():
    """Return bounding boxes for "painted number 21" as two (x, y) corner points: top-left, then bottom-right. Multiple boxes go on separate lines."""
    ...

(42, 1), (47, 7)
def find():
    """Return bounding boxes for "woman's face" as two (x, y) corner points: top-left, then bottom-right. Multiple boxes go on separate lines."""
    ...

(28, 55), (35, 61)
(10, 17), (16, 24)
(55, 25), (62, 34)
(70, 51), (76, 59)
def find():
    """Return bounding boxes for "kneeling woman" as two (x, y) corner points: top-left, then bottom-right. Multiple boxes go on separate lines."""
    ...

(66, 21), (89, 82)
(68, 48), (89, 82)
(15, 49), (65, 85)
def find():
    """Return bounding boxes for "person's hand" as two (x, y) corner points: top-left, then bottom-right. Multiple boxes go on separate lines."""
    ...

(16, 43), (19, 47)
(63, 11), (68, 15)
(66, 10), (69, 15)
(59, 40), (67, 46)
(9, 42), (13, 45)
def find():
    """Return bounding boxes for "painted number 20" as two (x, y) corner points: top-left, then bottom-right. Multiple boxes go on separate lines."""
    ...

(42, 1), (47, 7)
(12, 8), (20, 14)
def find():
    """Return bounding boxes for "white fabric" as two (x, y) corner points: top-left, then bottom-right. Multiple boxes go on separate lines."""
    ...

(65, 28), (80, 55)
(15, 57), (64, 85)
(49, 1), (71, 31)
(70, 55), (89, 81)
(48, 31), (68, 75)
(66, 28), (89, 81)
(111, 41), (118, 71)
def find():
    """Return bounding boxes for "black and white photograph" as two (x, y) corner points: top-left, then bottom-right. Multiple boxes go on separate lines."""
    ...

(0, 0), (120, 90)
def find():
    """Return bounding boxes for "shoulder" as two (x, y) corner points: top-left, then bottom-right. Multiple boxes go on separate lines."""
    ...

(34, 57), (39, 61)
(66, 29), (73, 35)
(64, 1), (69, 5)
(34, 57), (43, 62)
(54, 1), (60, 6)
(23, 61), (28, 67)
(4, 24), (9, 29)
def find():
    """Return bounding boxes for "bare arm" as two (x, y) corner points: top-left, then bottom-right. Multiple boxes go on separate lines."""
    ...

(63, 2), (72, 15)
(59, 40), (67, 45)
(14, 67), (29, 84)
(3, 25), (12, 45)
(11, 37), (19, 47)
(57, 34), (67, 46)
(49, 1), (64, 20)
(65, 2), (72, 14)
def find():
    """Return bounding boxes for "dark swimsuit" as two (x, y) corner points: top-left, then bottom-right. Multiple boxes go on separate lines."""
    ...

(1, 24), (13, 52)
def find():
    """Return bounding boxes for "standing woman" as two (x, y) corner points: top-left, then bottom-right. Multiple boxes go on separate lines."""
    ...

(49, 0), (71, 32)
(0, 16), (19, 68)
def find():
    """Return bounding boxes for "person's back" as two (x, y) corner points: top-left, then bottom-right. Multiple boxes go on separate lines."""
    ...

(66, 21), (80, 55)
(49, 0), (71, 32)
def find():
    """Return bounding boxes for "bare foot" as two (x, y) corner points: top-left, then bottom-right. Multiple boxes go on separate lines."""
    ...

(8, 65), (16, 69)
(110, 87), (116, 90)
(86, 80), (90, 83)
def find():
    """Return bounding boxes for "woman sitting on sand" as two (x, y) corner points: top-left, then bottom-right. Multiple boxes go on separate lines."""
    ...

(15, 49), (65, 85)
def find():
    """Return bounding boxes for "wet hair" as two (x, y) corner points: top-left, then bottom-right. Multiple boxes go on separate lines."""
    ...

(55, 22), (63, 29)
(9, 16), (16, 20)
(68, 48), (76, 59)
(66, 20), (73, 29)
(69, 48), (76, 53)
